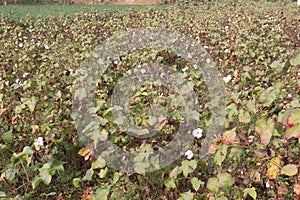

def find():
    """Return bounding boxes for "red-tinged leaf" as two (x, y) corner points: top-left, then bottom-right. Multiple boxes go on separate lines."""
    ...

(286, 109), (300, 129)
(12, 115), (18, 123)
(294, 184), (300, 196)
(255, 118), (275, 145)
(222, 128), (236, 145)
(0, 108), (7, 116)
(285, 124), (300, 139)
(45, 134), (55, 143)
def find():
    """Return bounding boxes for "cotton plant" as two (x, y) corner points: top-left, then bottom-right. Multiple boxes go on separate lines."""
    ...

(184, 128), (204, 160)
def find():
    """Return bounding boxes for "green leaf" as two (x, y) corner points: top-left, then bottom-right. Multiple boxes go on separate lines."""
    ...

(32, 176), (42, 190)
(47, 158), (65, 173)
(229, 146), (244, 162)
(259, 86), (276, 106)
(111, 172), (121, 185)
(217, 173), (234, 188)
(164, 177), (177, 189)
(1, 168), (18, 181)
(191, 177), (203, 191)
(255, 118), (274, 145)
(92, 187), (111, 200)
(243, 187), (257, 200)
(82, 169), (94, 181)
(214, 144), (228, 166)
(227, 103), (238, 122)
(92, 156), (106, 169)
(239, 109), (251, 124)
(1, 130), (13, 144)
(281, 164), (298, 176)
(270, 60), (285, 72)
(99, 167), (108, 179)
(177, 191), (194, 200)
(72, 178), (82, 188)
(290, 52), (300, 66)
(181, 160), (197, 177)
(0, 144), (7, 152)
(207, 177), (219, 193)
(11, 146), (34, 164)
(23, 96), (38, 113)
(285, 124), (300, 139)
(0, 191), (7, 198)
(39, 168), (52, 185)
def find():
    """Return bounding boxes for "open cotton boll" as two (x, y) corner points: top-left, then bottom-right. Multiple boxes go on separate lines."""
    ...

(185, 150), (193, 160)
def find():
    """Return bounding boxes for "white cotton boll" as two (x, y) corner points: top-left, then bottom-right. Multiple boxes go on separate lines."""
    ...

(19, 43), (23, 48)
(182, 67), (188, 72)
(22, 72), (30, 78)
(185, 150), (193, 160)
(34, 137), (44, 147)
(266, 181), (270, 188)
(248, 135), (255, 143)
(192, 128), (203, 139)
(44, 44), (49, 50)
(223, 75), (232, 83)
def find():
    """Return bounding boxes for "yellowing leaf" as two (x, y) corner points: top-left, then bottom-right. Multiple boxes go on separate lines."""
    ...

(267, 166), (279, 180)
(267, 157), (281, 180)
(82, 194), (91, 200)
(78, 144), (93, 161)
(281, 164), (298, 176)
(270, 157), (281, 168)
